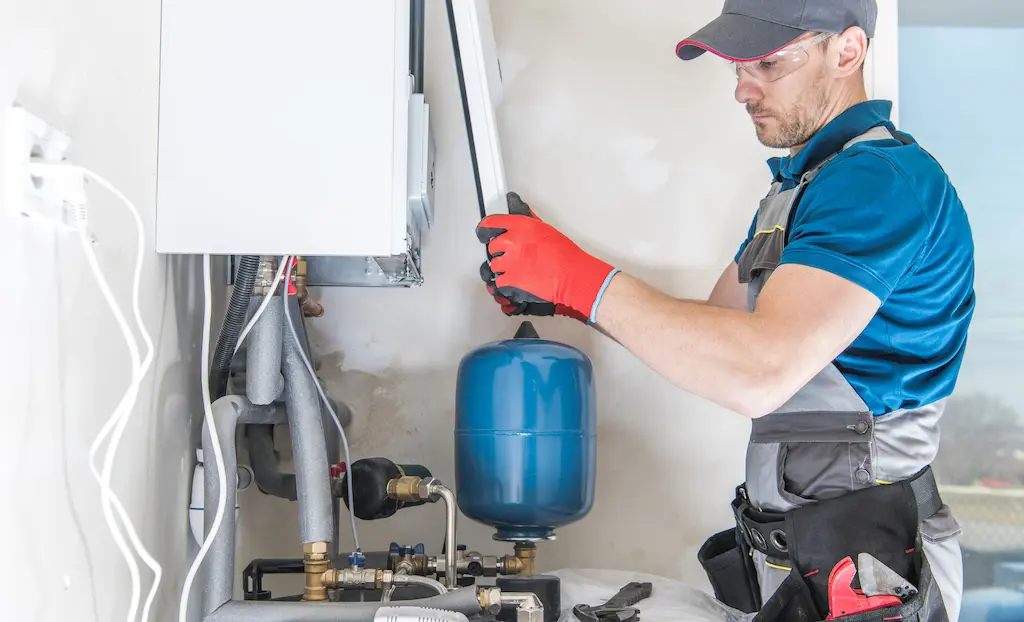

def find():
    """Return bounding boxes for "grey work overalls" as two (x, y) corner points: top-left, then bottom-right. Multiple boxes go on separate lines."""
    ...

(699, 126), (964, 622)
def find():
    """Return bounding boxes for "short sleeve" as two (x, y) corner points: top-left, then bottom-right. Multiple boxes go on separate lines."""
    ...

(778, 153), (930, 302)
(734, 212), (757, 263)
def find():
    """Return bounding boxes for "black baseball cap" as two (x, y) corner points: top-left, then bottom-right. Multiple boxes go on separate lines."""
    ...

(676, 0), (877, 62)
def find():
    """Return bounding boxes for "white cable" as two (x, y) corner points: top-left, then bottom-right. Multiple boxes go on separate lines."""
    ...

(281, 259), (361, 552)
(234, 255), (290, 354)
(63, 165), (161, 622)
(178, 255), (226, 622)
(77, 226), (143, 622)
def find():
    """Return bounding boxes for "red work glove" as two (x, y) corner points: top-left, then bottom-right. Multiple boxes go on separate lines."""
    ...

(476, 193), (619, 324)
(483, 279), (589, 323)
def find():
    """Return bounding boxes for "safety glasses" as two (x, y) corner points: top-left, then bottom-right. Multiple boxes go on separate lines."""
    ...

(729, 32), (834, 83)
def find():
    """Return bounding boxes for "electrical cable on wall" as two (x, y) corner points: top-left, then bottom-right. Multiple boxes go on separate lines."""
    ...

(33, 163), (165, 622)
(281, 258), (361, 553)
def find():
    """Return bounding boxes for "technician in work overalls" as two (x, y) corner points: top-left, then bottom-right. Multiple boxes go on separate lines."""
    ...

(475, 1), (975, 620)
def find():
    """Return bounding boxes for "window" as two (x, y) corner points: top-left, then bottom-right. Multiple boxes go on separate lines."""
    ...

(900, 6), (1024, 618)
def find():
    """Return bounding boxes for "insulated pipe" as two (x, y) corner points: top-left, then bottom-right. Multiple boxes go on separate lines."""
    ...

(244, 400), (348, 504)
(204, 588), (484, 622)
(211, 255), (261, 399)
(245, 295), (284, 405)
(201, 396), (284, 616)
(245, 425), (297, 501)
(281, 294), (334, 544)
(244, 302), (346, 505)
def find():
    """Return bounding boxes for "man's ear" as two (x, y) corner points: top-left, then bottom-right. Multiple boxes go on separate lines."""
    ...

(835, 26), (869, 78)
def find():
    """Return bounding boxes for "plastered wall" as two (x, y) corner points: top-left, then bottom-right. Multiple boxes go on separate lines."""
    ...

(0, 0), (213, 619)
(0, 0), (899, 619)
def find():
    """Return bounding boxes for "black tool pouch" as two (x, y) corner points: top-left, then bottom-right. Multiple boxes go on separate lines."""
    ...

(697, 526), (760, 614)
(781, 476), (921, 614)
(753, 554), (947, 622)
(751, 570), (818, 622)
(702, 469), (950, 622)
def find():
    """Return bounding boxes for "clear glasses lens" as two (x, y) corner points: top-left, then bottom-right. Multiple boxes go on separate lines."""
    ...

(731, 47), (810, 82)
(728, 33), (831, 83)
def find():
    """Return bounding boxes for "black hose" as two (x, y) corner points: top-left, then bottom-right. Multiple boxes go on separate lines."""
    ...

(410, 0), (426, 94)
(245, 425), (297, 501)
(211, 255), (261, 399)
(446, 0), (487, 221)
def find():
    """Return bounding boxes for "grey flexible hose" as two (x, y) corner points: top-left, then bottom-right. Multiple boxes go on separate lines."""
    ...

(211, 255), (260, 399)
(374, 606), (469, 622)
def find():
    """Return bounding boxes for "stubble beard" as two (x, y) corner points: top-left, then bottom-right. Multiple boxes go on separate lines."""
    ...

(752, 68), (830, 149)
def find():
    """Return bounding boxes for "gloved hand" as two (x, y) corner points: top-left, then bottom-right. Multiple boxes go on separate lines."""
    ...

(476, 192), (619, 324)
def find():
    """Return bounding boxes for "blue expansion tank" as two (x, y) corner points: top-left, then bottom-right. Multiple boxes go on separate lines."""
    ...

(455, 321), (597, 542)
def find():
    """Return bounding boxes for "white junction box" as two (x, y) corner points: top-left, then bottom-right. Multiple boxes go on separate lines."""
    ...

(155, 0), (423, 259)
(4, 105), (75, 226)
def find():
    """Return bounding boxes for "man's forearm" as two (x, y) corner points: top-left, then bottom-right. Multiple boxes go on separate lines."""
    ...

(594, 272), (783, 418)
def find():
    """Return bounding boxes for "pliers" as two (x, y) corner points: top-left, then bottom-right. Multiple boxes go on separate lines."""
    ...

(572, 581), (654, 622)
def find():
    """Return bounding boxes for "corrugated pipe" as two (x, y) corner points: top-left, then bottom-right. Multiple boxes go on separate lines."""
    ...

(211, 255), (261, 399)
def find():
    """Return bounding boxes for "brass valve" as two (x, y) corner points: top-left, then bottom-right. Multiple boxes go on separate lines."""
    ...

(302, 542), (331, 602)
(323, 567), (394, 591)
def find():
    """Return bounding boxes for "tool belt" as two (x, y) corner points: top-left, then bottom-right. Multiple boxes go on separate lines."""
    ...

(697, 467), (949, 621)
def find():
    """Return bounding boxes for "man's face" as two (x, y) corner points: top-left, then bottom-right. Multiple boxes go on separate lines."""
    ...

(733, 36), (833, 149)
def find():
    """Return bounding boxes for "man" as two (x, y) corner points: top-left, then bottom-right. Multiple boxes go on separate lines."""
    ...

(476, 1), (974, 621)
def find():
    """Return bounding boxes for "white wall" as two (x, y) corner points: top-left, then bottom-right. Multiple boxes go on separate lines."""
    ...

(0, 0), (901, 619)
(0, 1), (209, 620)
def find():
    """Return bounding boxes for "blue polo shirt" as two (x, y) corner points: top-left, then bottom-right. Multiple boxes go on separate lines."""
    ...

(735, 100), (976, 415)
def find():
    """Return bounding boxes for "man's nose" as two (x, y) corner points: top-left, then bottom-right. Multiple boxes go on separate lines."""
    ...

(734, 70), (761, 104)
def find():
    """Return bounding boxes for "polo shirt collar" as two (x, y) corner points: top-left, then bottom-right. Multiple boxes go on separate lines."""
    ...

(768, 100), (895, 181)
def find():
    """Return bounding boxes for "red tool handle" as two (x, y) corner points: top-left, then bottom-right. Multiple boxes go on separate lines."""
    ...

(826, 557), (903, 619)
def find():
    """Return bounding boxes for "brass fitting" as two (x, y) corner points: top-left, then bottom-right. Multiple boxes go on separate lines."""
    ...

(294, 258), (308, 290)
(303, 542), (331, 601)
(387, 476), (423, 502)
(502, 542), (536, 576)
(322, 568), (341, 589)
(322, 568), (394, 591)
(253, 256), (281, 295)
(478, 586), (503, 615)
(387, 476), (443, 503)
(293, 258), (325, 317)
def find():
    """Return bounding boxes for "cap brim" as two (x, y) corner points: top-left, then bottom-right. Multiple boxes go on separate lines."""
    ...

(676, 13), (807, 62)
